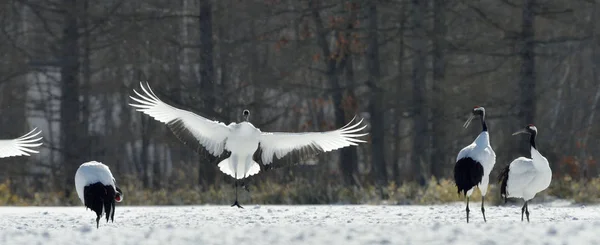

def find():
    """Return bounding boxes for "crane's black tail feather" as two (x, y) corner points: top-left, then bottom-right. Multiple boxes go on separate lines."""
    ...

(453, 157), (484, 197)
(84, 182), (118, 228)
(499, 165), (510, 203)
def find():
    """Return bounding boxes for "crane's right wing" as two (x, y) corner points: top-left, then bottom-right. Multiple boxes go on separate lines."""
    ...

(501, 157), (536, 199)
(129, 82), (231, 157)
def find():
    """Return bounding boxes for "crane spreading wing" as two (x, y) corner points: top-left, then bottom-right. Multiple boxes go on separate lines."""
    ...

(255, 117), (368, 170)
(129, 82), (231, 158)
(0, 128), (43, 158)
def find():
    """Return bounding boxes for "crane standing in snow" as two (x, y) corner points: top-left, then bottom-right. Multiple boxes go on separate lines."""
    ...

(454, 106), (496, 223)
(129, 82), (368, 208)
(75, 161), (123, 228)
(0, 128), (43, 158)
(499, 124), (551, 222)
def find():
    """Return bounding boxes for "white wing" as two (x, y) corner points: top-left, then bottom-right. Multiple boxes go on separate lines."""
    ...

(505, 157), (536, 198)
(129, 82), (231, 156)
(456, 132), (495, 174)
(258, 117), (368, 166)
(0, 128), (43, 158)
(456, 143), (475, 162)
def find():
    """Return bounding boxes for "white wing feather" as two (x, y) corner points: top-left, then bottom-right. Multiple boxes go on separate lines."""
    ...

(456, 131), (495, 174)
(456, 143), (475, 162)
(0, 128), (43, 158)
(129, 82), (231, 156)
(505, 157), (536, 198)
(258, 118), (368, 165)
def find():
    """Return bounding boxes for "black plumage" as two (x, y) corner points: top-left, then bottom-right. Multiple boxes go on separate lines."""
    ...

(167, 119), (225, 158)
(499, 165), (510, 203)
(83, 183), (122, 228)
(253, 143), (322, 171)
(453, 157), (484, 196)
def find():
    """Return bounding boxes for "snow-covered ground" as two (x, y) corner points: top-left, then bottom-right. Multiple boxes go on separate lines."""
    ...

(0, 202), (598, 245)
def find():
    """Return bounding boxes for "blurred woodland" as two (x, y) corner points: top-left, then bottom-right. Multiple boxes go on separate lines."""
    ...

(0, 0), (599, 205)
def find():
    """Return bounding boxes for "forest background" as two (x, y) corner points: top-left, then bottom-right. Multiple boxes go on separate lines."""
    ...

(0, 0), (597, 206)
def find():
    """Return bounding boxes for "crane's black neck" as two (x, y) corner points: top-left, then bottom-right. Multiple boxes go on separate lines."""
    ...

(480, 113), (487, 132)
(529, 131), (537, 149)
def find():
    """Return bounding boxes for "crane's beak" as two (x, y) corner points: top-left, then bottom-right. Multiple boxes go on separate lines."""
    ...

(463, 114), (475, 129)
(512, 128), (529, 136)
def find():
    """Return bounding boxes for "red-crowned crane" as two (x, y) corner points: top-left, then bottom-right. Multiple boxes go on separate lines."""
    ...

(0, 128), (42, 158)
(499, 124), (551, 222)
(128, 82), (368, 208)
(75, 161), (123, 228)
(454, 106), (496, 223)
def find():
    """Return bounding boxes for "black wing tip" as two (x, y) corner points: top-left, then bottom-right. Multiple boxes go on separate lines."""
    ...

(254, 144), (321, 171)
(166, 119), (228, 163)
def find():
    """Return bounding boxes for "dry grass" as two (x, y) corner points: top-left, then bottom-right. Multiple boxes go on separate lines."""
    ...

(0, 175), (596, 206)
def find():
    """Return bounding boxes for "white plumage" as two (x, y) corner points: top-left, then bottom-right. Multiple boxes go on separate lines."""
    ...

(456, 132), (496, 174)
(454, 106), (496, 223)
(74, 161), (120, 204)
(129, 82), (368, 208)
(0, 128), (43, 158)
(74, 161), (123, 228)
(500, 125), (551, 222)
(456, 131), (496, 196)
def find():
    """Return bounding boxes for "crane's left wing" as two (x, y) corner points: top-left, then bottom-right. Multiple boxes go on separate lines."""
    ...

(256, 117), (368, 170)
(0, 128), (43, 158)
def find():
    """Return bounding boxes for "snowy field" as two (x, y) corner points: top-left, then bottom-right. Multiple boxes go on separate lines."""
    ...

(1, 202), (599, 245)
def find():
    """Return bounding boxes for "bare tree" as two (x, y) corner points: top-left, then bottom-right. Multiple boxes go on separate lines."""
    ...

(366, 0), (388, 188)
(410, 0), (428, 185)
(430, 0), (447, 179)
(59, 0), (82, 195)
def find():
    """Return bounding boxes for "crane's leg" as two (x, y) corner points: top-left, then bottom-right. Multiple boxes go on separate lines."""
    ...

(241, 181), (250, 192)
(241, 174), (250, 193)
(466, 197), (470, 223)
(231, 173), (243, 209)
(521, 201), (526, 222)
(524, 201), (530, 222)
(239, 156), (251, 192)
(96, 215), (100, 229)
(481, 195), (487, 222)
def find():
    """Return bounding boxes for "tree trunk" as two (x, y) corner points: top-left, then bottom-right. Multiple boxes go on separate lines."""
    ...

(140, 95), (151, 188)
(518, 0), (536, 155)
(310, 0), (358, 186)
(341, 53), (359, 186)
(60, 0), (81, 196)
(199, 0), (215, 108)
(81, 0), (91, 160)
(577, 1), (600, 180)
(392, 4), (407, 184)
(199, 0), (216, 186)
(338, 1), (359, 187)
(430, 0), (446, 180)
(366, 1), (388, 188)
(411, 0), (428, 185)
